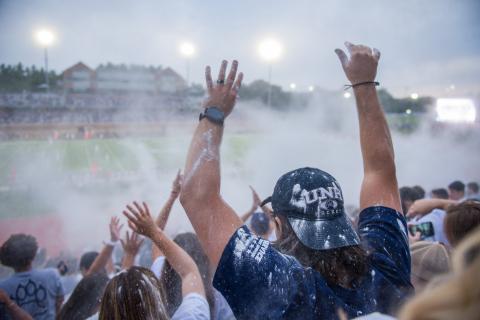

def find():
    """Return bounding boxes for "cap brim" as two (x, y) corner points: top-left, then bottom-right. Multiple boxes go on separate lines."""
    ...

(288, 214), (360, 250)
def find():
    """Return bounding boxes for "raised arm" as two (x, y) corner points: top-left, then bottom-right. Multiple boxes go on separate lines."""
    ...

(120, 231), (144, 270)
(123, 202), (205, 297)
(240, 186), (262, 222)
(407, 198), (456, 218)
(152, 171), (183, 260)
(86, 217), (122, 276)
(179, 60), (244, 269)
(335, 42), (401, 212)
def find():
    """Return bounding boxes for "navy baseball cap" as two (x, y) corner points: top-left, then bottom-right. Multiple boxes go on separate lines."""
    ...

(262, 167), (360, 250)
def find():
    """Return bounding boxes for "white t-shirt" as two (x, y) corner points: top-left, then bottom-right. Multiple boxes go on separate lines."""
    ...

(412, 209), (449, 245)
(150, 256), (166, 278)
(213, 289), (236, 320)
(171, 293), (210, 320)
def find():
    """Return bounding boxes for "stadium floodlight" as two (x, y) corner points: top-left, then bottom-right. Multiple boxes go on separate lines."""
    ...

(289, 83), (296, 90)
(344, 92), (351, 99)
(34, 28), (55, 92)
(35, 29), (55, 47)
(410, 93), (419, 100)
(179, 42), (195, 86)
(308, 85), (315, 92)
(435, 98), (476, 123)
(258, 38), (282, 107)
(258, 38), (282, 62)
(406, 108), (412, 115)
(179, 42), (195, 58)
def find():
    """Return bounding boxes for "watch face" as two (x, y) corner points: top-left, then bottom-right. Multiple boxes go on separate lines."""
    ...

(206, 107), (225, 122)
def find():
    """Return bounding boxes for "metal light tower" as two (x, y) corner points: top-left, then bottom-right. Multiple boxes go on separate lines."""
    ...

(179, 42), (195, 87)
(35, 29), (55, 93)
(259, 38), (282, 107)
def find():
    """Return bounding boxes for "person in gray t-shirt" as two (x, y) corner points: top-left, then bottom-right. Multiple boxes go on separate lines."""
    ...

(0, 234), (64, 320)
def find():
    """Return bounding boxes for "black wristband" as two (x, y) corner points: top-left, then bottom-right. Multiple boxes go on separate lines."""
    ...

(344, 81), (379, 90)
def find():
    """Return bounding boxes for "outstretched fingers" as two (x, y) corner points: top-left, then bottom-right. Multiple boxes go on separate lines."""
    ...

(225, 60), (238, 90)
(217, 60), (228, 84)
(205, 66), (213, 92)
(373, 48), (381, 61)
(231, 72), (243, 95)
(334, 49), (348, 69)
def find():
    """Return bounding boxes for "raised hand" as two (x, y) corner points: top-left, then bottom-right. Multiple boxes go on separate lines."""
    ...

(203, 60), (243, 117)
(171, 169), (183, 196)
(109, 216), (123, 242)
(335, 42), (380, 84)
(123, 202), (158, 239)
(120, 231), (144, 256)
(248, 185), (262, 212)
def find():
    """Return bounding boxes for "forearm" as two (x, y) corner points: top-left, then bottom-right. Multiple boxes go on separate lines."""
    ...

(4, 299), (33, 320)
(86, 244), (114, 276)
(183, 120), (222, 198)
(180, 120), (242, 267)
(240, 206), (256, 222)
(122, 253), (136, 270)
(354, 86), (395, 174)
(155, 192), (178, 229)
(151, 230), (198, 279)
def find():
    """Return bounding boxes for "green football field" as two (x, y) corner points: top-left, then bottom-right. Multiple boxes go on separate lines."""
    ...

(0, 134), (252, 219)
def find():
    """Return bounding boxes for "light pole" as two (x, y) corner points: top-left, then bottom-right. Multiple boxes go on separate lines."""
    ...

(35, 29), (55, 93)
(179, 42), (195, 87)
(259, 38), (282, 107)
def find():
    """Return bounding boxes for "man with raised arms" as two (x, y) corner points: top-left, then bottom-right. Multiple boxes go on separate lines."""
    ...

(180, 42), (413, 319)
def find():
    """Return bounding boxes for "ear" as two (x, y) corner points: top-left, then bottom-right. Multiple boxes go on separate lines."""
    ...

(274, 216), (283, 239)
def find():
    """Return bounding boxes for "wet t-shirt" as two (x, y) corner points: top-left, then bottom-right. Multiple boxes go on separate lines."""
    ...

(0, 268), (64, 320)
(213, 206), (413, 320)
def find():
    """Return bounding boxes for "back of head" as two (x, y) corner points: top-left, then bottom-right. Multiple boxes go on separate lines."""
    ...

(399, 187), (417, 215)
(99, 266), (168, 320)
(467, 182), (479, 195)
(444, 201), (480, 247)
(0, 234), (38, 271)
(266, 167), (368, 286)
(412, 185), (426, 200)
(399, 227), (480, 320)
(161, 232), (214, 316)
(251, 211), (271, 236)
(58, 272), (109, 320)
(79, 251), (99, 274)
(431, 188), (449, 200)
(448, 180), (465, 200)
(410, 241), (450, 292)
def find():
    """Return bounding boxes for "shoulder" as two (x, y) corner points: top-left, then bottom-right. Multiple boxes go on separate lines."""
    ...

(171, 293), (210, 320)
(359, 206), (408, 237)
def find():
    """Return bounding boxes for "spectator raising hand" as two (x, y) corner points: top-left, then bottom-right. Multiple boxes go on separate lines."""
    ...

(109, 216), (123, 242)
(123, 202), (206, 298)
(120, 231), (144, 270)
(85, 217), (123, 276)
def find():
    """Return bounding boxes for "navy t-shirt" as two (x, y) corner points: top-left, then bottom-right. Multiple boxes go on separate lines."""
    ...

(213, 206), (413, 319)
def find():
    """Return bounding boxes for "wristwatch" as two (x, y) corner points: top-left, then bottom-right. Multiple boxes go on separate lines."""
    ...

(199, 107), (225, 125)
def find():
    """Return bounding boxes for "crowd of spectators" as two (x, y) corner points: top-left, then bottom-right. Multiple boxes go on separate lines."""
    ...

(1, 43), (480, 320)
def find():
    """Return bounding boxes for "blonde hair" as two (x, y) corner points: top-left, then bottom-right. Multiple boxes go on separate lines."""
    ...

(99, 267), (169, 320)
(399, 226), (480, 320)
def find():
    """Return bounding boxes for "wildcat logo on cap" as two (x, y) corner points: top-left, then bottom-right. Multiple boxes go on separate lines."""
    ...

(289, 181), (344, 220)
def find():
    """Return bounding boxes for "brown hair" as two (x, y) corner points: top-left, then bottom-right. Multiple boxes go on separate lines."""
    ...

(160, 233), (215, 317)
(58, 272), (109, 320)
(99, 266), (168, 320)
(274, 215), (368, 287)
(399, 226), (480, 320)
(444, 201), (480, 247)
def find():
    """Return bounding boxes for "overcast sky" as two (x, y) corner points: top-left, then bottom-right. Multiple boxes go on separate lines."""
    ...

(1, 0), (479, 96)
